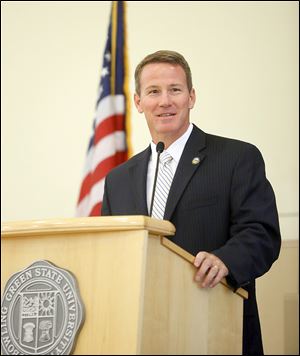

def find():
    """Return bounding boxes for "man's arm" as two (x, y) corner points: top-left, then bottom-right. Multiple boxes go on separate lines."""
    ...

(194, 143), (281, 289)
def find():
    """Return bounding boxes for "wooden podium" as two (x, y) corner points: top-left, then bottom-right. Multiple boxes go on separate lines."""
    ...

(1, 216), (247, 355)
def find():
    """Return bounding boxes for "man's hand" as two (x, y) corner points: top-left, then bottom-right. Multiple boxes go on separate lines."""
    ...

(193, 251), (229, 288)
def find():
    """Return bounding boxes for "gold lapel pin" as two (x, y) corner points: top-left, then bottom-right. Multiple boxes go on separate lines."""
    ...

(192, 157), (200, 165)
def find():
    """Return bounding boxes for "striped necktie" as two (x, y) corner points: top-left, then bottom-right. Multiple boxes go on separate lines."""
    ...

(151, 151), (174, 220)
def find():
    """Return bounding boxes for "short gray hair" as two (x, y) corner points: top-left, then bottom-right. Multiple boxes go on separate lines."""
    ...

(134, 50), (193, 95)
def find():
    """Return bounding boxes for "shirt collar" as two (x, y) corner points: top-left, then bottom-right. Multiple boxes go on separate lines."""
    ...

(150, 123), (193, 163)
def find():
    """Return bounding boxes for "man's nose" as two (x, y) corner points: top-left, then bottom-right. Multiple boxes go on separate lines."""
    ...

(159, 92), (172, 106)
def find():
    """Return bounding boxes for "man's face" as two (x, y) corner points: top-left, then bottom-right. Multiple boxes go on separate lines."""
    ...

(134, 62), (195, 144)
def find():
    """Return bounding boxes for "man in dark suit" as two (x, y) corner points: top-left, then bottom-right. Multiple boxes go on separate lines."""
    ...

(102, 50), (281, 355)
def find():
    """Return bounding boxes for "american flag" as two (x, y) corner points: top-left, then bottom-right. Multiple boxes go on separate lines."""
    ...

(76, 1), (130, 216)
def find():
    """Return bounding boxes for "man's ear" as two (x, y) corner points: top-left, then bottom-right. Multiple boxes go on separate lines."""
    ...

(189, 88), (196, 109)
(134, 93), (143, 113)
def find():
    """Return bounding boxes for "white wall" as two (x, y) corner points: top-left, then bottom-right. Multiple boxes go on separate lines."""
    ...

(1, 1), (298, 240)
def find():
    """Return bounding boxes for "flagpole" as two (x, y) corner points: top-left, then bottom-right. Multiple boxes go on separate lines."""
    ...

(110, 1), (117, 95)
(123, 1), (133, 158)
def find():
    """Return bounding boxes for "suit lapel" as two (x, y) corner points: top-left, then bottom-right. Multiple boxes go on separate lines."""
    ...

(164, 126), (207, 220)
(128, 146), (151, 215)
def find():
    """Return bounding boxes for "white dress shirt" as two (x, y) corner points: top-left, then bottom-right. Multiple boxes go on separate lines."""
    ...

(146, 123), (193, 213)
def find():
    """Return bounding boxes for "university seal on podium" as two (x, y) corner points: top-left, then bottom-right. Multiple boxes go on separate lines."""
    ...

(1, 260), (84, 355)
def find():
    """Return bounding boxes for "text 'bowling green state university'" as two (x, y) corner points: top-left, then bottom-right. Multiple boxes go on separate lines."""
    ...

(1, 260), (84, 355)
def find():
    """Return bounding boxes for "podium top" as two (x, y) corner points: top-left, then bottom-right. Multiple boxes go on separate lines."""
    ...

(1, 215), (247, 299)
(1, 215), (176, 237)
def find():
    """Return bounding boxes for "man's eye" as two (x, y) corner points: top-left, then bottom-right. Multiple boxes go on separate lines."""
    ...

(171, 88), (181, 92)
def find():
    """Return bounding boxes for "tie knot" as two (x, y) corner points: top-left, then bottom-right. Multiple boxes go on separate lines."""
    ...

(160, 151), (173, 165)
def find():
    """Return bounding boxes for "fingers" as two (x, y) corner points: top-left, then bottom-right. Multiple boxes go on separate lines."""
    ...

(194, 251), (207, 268)
(193, 252), (229, 288)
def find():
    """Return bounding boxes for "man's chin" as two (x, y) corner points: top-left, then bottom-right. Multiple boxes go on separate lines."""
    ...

(156, 120), (177, 131)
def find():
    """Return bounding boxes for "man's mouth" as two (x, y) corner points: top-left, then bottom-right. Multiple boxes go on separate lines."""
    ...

(157, 113), (176, 117)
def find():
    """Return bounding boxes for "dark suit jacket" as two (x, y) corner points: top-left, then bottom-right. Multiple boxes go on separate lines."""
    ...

(102, 124), (281, 355)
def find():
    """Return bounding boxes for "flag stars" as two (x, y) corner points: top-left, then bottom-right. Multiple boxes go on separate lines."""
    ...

(101, 67), (109, 78)
(104, 52), (111, 62)
(98, 85), (103, 98)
